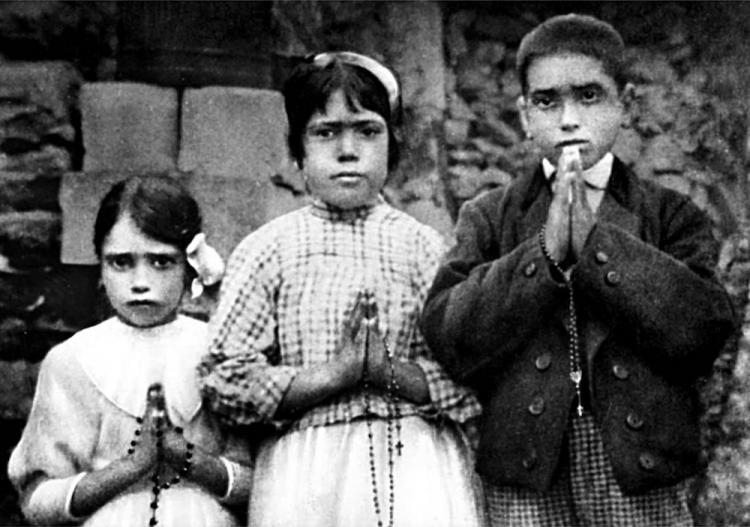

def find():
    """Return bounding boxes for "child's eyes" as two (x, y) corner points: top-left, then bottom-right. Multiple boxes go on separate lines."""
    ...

(531, 95), (557, 109)
(306, 124), (384, 140)
(530, 87), (604, 110)
(578, 88), (603, 104)
(106, 255), (133, 270)
(104, 254), (177, 271)
(311, 127), (336, 139)
(358, 126), (384, 138)
(149, 255), (177, 270)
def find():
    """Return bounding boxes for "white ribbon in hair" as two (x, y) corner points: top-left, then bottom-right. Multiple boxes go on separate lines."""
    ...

(312, 51), (400, 118)
(186, 233), (225, 299)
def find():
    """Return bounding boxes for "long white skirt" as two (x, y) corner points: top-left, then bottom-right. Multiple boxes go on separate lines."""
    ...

(249, 416), (487, 527)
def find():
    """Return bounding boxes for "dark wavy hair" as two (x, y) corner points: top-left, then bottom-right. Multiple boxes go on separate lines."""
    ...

(517, 13), (628, 94)
(93, 175), (202, 274)
(282, 56), (401, 171)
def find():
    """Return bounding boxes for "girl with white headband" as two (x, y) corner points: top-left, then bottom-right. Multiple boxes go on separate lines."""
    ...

(9, 175), (251, 527)
(199, 52), (487, 526)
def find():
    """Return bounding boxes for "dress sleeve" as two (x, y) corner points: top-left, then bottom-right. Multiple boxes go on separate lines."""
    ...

(198, 234), (298, 428)
(8, 346), (98, 525)
(411, 228), (482, 424)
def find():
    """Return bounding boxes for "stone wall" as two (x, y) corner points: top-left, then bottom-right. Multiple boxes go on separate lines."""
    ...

(0, 60), (84, 525)
(0, 1), (749, 525)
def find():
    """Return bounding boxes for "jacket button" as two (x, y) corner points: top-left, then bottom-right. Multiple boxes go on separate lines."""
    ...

(605, 270), (621, 285)
(638, 453), (656, 471)
(612, 364), (629, 380)
(528, 396), (545, 416)
(534, 353), (552, 371)
(523, 262), (537, 277)
(595, 251), (609, 264)
(626, 412), (644, 430)
(522, 453), (538, 470)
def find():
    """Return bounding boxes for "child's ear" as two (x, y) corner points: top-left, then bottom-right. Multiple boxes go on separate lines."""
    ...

(516, 96), (531, 139)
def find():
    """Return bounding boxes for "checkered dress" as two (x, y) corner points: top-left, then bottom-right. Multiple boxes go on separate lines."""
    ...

(485, 411), (693, 527)
(198, 199), (482, 432)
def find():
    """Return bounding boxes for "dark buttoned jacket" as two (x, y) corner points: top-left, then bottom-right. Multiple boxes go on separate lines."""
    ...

(421, 158), (736, 495)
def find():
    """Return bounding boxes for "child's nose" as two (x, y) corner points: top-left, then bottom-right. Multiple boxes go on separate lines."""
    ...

(337, 130), (359, 161)
(559, 101), (581, 131)
(130, 264), (152, 293)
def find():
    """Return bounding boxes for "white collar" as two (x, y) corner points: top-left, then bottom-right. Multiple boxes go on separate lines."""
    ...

(542, 152), (614, 190)
(74, 316), (205, 424)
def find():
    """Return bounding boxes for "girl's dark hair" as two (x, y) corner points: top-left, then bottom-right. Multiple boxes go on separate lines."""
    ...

(282, 56), (401, 170)
(93, 175), (202, 260)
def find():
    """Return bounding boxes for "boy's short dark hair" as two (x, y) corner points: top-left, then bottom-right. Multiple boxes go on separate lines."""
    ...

(516, 13), (627, 94)
(282, 56), (400, 170)
(93, 174), (202, 262)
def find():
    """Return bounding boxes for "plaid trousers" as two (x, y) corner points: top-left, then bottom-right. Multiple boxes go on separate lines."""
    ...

(485, 411), (693, 527)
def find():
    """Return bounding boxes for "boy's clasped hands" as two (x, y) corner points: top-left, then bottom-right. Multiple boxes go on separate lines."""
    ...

(544, 146), (597, 268)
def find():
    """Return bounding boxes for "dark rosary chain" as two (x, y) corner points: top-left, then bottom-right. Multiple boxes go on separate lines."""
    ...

(362, 320), (401, 527)
(129, 414), (194, 526)
(539, 226), (584, 417)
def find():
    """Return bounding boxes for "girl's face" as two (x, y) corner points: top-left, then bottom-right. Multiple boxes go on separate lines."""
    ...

(302, 89), (389, 210)
(100, 213), (187, 328)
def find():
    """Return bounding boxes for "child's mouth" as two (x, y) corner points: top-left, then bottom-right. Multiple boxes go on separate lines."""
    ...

(556, 140), (587, 149)
(128, 300), (157, 307)
(332, 172), (366, 184)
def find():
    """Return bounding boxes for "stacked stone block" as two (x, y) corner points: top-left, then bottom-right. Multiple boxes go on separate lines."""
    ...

(178, 86), (304, 247)
(62, 82), (301, 323)
(80, 83), (178, 173)
(65, 84), (301, 262)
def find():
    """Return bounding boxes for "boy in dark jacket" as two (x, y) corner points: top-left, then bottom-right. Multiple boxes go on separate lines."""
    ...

(421, 13), (736, 526)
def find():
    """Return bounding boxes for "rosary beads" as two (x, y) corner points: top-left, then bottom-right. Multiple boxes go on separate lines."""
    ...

(362, 318), (402, 527)
(128, 414), (195, 526)
(539, 225), (584, 417)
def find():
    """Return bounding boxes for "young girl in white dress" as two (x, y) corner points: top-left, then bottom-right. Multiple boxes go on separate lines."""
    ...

(199, 52), (487, 527)
(8, 175), (252, 527)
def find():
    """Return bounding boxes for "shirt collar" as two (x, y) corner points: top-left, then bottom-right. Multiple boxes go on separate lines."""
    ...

(76, 316), (204, 423)
(310, 195), (385, 222)
(542, 152), (614, 190)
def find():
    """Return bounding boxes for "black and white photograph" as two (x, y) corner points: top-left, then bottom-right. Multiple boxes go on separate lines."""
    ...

(0, 2), (747, 526)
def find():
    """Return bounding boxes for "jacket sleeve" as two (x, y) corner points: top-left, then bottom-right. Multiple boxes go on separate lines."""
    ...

(198, 234), (298, 429)
(574, 195), (736, 379)
(7, 347), (96, 525)
(420, 195), (567, 388)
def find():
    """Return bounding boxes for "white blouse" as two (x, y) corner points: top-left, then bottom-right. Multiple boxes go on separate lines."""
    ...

(8, 316), (251, 527)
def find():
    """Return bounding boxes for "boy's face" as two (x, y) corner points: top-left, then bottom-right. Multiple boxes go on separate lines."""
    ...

(518, 53), (628, 170)
(302, 89), (389, 210)
(101, 214), (186, 328)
